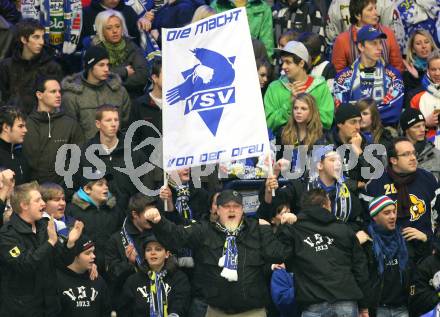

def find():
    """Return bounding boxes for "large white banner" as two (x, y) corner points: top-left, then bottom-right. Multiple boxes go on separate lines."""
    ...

(162, 8), (270, 172)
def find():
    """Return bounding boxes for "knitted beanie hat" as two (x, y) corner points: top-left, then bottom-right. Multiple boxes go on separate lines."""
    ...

(369, 195), (395, 218)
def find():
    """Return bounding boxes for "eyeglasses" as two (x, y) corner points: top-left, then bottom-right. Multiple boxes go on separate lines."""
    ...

(396, 151), (417, 158)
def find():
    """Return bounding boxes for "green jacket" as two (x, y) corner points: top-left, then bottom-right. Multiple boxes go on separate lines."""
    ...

(264, 75), (334, 131)
(211, 0), (274, 58)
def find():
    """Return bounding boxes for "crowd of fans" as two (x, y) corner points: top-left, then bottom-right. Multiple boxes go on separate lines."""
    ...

(0, 0), (440, 316)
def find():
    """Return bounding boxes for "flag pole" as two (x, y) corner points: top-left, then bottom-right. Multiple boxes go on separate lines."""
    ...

(163, 170), (168, 211)
(268, 153), (275, 197)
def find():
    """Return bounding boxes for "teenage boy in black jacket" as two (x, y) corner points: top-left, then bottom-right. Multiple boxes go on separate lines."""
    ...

(67, 173), (123, 276)
(0, 106), (30, 185)
(105, 193), (156, 305)
(76, 104), (148, 210)
(56, 235), (111, 317)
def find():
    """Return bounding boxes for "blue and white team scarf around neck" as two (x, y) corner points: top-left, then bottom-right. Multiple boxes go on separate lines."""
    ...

(216, 221), (244, 282)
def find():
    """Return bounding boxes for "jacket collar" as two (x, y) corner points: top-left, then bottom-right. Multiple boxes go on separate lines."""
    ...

(9, 212), (46, 234)
(28, 109), (64, 122)
(11, 45), (54, 66)
(85, 132), (125, 154)
(0, 137), (20, 156)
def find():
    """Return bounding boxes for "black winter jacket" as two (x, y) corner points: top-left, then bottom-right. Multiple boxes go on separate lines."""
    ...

(277, 206), (370, 309)
(118, 268), (190, 317)
(0, 137), (30, 185)
(0, 213), (74, 317)
(363, 236), (429, 314)
(152, 216), (286, 313)
(0, 46), (63, 114)
(129, 93), (163, 190)
(66, 193), (123, 274)
(409, 245), (440, 316)
(131, 92), (162, 157)
(23, 110), (84, 184)
(56, 266), (111, 317)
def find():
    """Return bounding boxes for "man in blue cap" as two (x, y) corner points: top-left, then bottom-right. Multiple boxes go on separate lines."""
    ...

(334, 24), (404, 126)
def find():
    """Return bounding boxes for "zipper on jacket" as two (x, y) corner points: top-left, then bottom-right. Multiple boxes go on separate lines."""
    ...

(10, 144), (14, 159)
(47, 112), (52, 138)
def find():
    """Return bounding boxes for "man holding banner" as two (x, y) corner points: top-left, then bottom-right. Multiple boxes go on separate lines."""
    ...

(159, 8), (278, 316)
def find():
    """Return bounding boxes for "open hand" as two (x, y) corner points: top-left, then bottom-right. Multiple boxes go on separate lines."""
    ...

(402, 227), (427, 242)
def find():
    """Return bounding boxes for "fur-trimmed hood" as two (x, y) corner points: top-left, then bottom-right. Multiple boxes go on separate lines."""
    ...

(71, 191), (117, 210)
(61, 72), (123, 94)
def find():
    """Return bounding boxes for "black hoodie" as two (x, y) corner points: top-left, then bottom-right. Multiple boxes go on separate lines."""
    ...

(0, 137), (30, 185)
(23, 110), (84, 184)
(56, 266), (111, 317)
(0, 46), (63, 114)
(278, 206), (371, 309)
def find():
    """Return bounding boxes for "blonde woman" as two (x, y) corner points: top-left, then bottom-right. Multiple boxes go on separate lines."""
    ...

(93, 9), (148, 97)
(280, 93), (325, 171)
(403, 29), (438, 93)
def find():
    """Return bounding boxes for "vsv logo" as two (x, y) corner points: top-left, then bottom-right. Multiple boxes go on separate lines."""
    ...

(166, 48), (236, 136)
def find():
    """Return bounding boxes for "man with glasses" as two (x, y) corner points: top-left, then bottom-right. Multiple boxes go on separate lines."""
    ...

(400, 108), (440, 180)
(361, 137), (440, 241)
